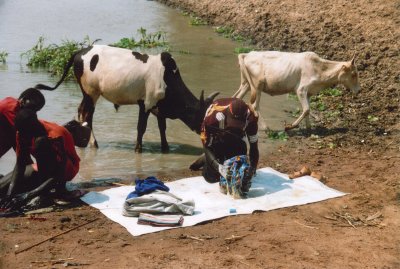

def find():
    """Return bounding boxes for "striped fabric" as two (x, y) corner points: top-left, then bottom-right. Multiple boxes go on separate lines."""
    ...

(137, 213), (184, 227)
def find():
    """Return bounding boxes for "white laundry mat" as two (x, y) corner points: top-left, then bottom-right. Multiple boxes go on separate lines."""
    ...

(81, 167), (346, 236)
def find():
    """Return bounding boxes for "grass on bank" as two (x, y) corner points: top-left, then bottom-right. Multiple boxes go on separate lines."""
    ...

(22, 28), (168, 80)
(0, 50), (8, 63)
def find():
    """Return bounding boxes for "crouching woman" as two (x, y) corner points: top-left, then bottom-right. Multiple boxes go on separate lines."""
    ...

(0, 108), (80, 211)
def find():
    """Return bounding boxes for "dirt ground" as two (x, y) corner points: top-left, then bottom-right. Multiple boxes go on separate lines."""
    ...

(1, 0), (399, 268)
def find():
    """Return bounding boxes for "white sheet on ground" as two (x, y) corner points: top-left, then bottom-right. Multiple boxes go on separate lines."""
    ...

(81, 167), (346, 236)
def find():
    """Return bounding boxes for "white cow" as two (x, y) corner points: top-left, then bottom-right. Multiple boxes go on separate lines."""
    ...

(232, 51), (360, 130)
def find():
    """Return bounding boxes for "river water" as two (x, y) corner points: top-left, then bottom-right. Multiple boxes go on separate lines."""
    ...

(0, 0), (296, 181)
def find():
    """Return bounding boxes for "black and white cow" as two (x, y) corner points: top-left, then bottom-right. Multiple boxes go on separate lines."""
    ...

(35, 45), (218, 152)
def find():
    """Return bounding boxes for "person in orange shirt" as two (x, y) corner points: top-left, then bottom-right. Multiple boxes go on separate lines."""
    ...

(0, 88), (45, 158)
(0, 108), (80, 211)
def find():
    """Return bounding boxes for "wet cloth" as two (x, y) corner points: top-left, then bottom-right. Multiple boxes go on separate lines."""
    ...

(137, 213), (184, 227)
(126, 176), (169, 199)
(123, 190), (195, 217)
(220, 155), (251, 198)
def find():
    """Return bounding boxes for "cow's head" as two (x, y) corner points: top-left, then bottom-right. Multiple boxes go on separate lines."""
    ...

(159, 52), (219, 133)
(338, 54), (360, 94)
(63, 119), (91, 147)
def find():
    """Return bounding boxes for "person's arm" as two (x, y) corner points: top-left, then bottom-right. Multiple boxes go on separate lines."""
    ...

(204, 146), (228, 178)
(249, 142), (259, 176)
(246, 111), (259, 176)
(204, 146), (219, 171)
(6, 135), (32, 196)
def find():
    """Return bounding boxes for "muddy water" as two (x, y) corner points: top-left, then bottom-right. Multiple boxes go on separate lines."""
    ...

(0, 0), (297, 180)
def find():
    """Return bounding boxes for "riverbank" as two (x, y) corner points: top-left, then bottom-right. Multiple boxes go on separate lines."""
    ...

(1, 1), (399, 268)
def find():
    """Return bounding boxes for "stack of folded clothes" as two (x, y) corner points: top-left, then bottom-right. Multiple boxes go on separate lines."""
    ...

(122, 176), (195, 227)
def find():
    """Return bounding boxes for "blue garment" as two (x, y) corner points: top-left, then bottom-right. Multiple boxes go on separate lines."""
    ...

(220, 155), (250, 197)
(126, 176), (169, 200)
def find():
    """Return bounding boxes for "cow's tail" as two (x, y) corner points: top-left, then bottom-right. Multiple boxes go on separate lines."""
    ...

(35, 50), (79, 91)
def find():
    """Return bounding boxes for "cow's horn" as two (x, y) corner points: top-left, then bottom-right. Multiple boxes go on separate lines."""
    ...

(199, 90), (205, 107)
(205, 91), (220, 104)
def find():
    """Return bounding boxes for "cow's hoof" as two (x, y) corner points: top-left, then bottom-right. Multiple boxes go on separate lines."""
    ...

(90, 140), (99, 148)
(135, 145), (142, 153)
(284, 125), (293, 131)
(161, 145), (169, 153)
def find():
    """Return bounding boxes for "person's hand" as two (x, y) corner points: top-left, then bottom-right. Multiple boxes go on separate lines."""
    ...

(241, 167), (256, 194)
(249, 166), (257, 177)
(218, 164), (229, 179)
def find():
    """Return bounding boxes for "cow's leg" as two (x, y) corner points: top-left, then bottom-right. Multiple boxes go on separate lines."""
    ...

(253, 88), (262, 116)
(135, 100), (150, 153)
(78, 92), (99, 148)
(156, 115), (169, 153)
(232, 82), (249, 99)
(286, 87), (310, 130)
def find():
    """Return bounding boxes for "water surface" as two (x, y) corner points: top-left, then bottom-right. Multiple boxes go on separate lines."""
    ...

(0, 0), (297, 180)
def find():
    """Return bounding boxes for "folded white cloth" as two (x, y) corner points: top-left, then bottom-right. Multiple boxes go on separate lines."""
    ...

(137, 213), (184, 227)
(123, 190), (195, 217)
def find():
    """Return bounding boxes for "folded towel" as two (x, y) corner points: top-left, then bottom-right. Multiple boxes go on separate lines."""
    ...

(137, 213), (184, 227)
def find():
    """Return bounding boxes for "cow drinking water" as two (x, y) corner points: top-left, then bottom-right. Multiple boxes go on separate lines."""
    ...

(35, 45), (218, 152)
(232, 51), (360, 130)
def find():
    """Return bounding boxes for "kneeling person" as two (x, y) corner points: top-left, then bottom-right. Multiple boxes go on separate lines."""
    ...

(0, 108), (80, 210)
(196, 98), (259, 196)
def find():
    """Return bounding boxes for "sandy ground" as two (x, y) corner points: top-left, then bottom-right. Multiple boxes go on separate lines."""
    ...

(1, 0), (399, 268)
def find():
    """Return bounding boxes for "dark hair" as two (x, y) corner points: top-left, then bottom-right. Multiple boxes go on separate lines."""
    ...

(14, 108), (46, 137)
(18, 88), (45, 112)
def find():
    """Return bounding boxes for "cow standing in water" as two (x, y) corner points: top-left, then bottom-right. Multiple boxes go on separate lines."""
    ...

(232, 51), (360, 130)
(36, 45), (218, 152)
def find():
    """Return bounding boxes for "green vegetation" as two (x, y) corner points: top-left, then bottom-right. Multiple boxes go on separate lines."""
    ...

(234, 47), (253, 54)
(189, 16), (208, 26)
(22, 28), (168, 80)
(310, 88), (343, 112)
(0, 50), (9, 63)
(21, 36), (93, 79)
(266, 130), (289, 141)
(214, 26), (246, 42)
(367, 115), (379, 122)
(111, 28), (167, 49)
(214, 25), (253, 55)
